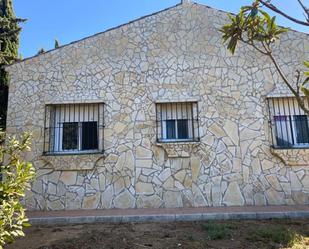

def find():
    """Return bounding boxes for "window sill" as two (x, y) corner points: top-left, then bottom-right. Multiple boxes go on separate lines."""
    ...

(157, 139), (200, 144)
(40, 152), (104, 171)
(272, 146), (309, 150)
(43, 150), (104, 156)
(156, 140), (200, 158)
(270, 147), (309, 166)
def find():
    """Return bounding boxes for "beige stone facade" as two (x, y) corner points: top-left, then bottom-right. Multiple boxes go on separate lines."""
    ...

(5, 2), (309, 210)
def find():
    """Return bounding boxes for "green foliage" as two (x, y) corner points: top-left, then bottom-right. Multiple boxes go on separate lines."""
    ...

(0, 0), (25, 129)
(246, 225), (303, 247)
(37, 48), (45, 54)
(0, 0), (22, 65)
(0, 131), (35, 249)
(0, 73), (8, 130)
(0, 130), (4, 144)
(54, 39), (60, 49)
(202, 222), (236, 240)
(220, 1), (288, 54)
(186, 234), (195, 241)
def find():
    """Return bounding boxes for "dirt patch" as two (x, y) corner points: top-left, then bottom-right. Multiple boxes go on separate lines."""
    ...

(5, 219), (309, 249)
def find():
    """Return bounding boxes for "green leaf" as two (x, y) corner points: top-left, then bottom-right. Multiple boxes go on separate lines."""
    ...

(301, 86), (309, 97)
(0, 132), (35, 248)
(260, 10), (271, 23)
(274, 28), (288, 36)
(240, 6), (252, 12)
(22, 222), (31, 228)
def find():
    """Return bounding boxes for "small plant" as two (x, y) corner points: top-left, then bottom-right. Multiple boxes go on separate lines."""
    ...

(186, 234), (195, 241)
(0, 131), (35, 249)
(202, 222), (236, 240)
(246, 225), (303, 247)
(54, 39), (60, 49)
(37, 48), (45, 54)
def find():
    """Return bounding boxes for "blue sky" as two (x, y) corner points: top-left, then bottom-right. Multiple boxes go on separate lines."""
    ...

(14, 0), (307, 58)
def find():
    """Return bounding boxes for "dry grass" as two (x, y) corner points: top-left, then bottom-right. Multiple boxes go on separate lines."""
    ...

(6, 218), (309, 249)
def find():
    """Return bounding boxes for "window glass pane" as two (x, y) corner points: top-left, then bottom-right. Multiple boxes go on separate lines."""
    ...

(82, 122), (98, 150)
(62, 122), (78, 150)
(269, 97), (309, 148)
(177, 119), (189, 139)
(294, 115), (309, 144)
(274, 115), (293, 147)
(156, 102), (198, 142)
(166, 120), (176, 139)
(45, 103), (103, 153)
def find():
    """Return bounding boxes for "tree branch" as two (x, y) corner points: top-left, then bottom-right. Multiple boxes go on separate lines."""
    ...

(297, 0), (309, 22)
(263, 43), (309, 115)
(295, 70), (301, 95)
(258, 41), (309, 113)
(258, 0), (309, 26)
(240, 38), (269, 55)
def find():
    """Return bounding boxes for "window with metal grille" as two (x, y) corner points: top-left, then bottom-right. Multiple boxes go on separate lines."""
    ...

(43, 103), (104, 154)
(268, 97), (309, 148)
(156, 102), (200, 142)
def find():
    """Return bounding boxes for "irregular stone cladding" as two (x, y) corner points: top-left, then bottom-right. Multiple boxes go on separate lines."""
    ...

(5, 3), (309, 210)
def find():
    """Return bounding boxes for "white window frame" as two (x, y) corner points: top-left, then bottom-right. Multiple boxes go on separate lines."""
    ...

(55, 121), (98, 153)
(162, 119), (193, 142)
(274, 114), (309, 148)
(291, 115), (309, 147)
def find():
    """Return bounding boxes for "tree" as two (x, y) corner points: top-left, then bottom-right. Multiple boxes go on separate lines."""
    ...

(220, 0), (309, 114)
(0, 0), (25, 129)
(0, 131), (35, 249)
(37, 48), (45, 54)
(54, 39), (60, 49)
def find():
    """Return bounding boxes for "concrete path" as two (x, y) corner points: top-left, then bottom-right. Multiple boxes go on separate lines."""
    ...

(27, 205), (309, 225)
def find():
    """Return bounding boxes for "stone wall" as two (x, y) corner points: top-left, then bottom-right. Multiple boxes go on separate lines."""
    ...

(5, 2), (309, 210)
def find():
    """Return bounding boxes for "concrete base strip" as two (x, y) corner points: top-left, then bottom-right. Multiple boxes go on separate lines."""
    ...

(29, 211), (309, 225)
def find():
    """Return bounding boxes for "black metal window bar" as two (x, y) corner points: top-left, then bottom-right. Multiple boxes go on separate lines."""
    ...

(268, 97), (309, 148)
(43, 103), (104, 154)
(156, 102), (200, 142)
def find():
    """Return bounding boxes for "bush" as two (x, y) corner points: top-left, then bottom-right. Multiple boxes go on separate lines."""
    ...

(0, 131), (35, 248)
(246, 225), (303, 247)
(202, 222), (237, 240)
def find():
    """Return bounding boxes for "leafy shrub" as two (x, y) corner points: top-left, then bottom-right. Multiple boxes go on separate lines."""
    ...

(186, 234), (195, 241)
(202, 222), (237, 240)
(0, 131), (35, 248)
(246, 225), (303, 247)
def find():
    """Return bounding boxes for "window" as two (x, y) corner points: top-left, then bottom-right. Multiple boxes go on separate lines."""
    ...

(156, 102), (200, 142)
(44, 103), (104, 154)
(268, 97), (309, 148)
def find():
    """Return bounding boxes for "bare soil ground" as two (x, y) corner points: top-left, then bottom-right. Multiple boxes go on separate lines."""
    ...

(6, 219), (309, 249)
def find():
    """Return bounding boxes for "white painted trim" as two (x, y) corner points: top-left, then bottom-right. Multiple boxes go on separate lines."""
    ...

(45, 100), (104, 105)
(266, 94), (307, 98)
(53, 104), (99, 152)
(155, 98), (199, 103)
